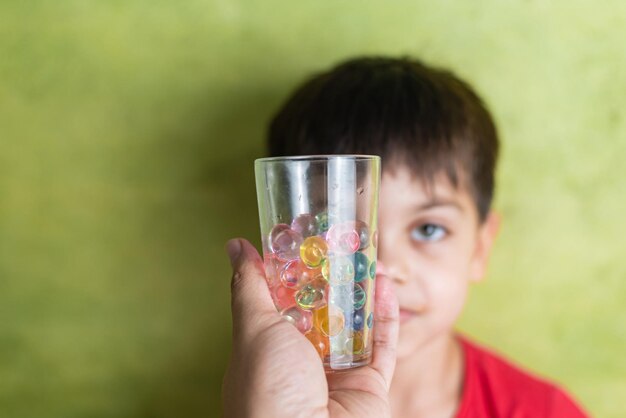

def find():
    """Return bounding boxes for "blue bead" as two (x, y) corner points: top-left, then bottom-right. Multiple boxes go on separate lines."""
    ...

(351, 308), (365, 331)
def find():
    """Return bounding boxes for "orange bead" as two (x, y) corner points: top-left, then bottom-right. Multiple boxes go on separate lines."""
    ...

(313, 305), (345, 337)
(305, 330), (329, 358)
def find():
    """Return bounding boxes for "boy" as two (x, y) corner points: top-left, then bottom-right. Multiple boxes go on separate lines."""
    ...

(222, 57), (589, 417)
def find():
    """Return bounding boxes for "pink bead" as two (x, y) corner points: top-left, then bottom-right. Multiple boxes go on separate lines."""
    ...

(291, 213), (317, 238)
(280, 259), (305, 289)
(327, 223), (360, 255)
(272, 285), (297, 311)
(300, 263), (325, 286)
(263, 253), (284, 288)
(269, 223), (303, 260)
(280, 306), (313, 333)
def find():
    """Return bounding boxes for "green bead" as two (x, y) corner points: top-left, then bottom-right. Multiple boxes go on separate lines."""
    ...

(354, 252), (369, 282)
(295, 284), (325, 310)
(369, 261), (376, 280)
(353, 285), (367, 310)
(327, 256), (355, 284)
(315, 212), (329, 234)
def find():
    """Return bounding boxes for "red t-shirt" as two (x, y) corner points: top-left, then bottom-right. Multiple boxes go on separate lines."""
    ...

(455, 335), (590, 418)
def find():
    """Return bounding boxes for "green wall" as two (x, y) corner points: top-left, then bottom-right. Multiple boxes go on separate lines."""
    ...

(1, 1), (624, 416)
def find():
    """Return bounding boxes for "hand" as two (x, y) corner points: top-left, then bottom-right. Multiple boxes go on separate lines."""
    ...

(222, 238), (399, 418)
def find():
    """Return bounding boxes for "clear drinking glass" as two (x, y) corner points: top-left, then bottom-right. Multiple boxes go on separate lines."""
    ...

(254, 155), (380, 370)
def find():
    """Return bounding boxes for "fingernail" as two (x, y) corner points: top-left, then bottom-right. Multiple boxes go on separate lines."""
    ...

(226, 239), (242, 266)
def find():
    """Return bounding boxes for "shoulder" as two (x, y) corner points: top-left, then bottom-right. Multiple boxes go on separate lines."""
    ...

(455, 334), (589, 418)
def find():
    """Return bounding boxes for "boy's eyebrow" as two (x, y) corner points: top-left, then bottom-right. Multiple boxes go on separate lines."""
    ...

(413, 200), (464, 212)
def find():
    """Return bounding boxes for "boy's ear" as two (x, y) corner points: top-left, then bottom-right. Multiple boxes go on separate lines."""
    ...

(469, 210), (501, 283)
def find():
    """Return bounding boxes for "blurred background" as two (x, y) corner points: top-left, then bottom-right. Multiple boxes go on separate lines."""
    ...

(1, 1), (625, 417)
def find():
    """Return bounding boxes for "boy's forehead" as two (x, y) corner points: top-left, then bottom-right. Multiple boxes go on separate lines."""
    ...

(381, 165), (472, 209)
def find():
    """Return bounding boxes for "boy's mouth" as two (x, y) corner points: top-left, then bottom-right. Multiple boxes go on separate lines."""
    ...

(399, 308), (418, 323)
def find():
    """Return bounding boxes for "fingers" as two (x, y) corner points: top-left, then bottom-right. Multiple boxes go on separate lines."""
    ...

(375, 260), (388, 276)
(225, 238), (279, 340)
(368, 270), (399, 390)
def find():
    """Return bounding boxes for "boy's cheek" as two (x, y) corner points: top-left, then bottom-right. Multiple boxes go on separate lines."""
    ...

(429, 275), (470, 315)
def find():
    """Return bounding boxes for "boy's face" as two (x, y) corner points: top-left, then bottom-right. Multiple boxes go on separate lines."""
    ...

(377, 165), (500, 359)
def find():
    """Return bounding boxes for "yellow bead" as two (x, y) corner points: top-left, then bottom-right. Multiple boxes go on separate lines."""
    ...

(300, 236), (328, 267)
(345, 331), (364, 354)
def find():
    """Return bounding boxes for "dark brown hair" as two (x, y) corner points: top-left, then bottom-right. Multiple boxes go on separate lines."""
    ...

(267, 56), (499, 222)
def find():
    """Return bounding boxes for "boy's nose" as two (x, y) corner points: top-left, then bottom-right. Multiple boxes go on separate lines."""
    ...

(376, 259), (408, 285)
(377, 231), (412, 285)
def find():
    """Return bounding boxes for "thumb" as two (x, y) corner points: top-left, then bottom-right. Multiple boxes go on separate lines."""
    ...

(225, 238), (279, 339)
(368, 270), (399, 390)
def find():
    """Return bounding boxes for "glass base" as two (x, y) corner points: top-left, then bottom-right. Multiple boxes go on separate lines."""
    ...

(323, 352), (372, 371)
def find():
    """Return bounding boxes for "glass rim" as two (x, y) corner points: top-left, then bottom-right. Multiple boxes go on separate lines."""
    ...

(255, 154), (380, 164)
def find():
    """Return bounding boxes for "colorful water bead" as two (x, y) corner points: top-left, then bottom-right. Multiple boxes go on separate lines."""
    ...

(314, 212), (331, 234)
(367, 312), (374, 329)
(353, 284), (367, 310)
(269, 223), (303, 260)
(353, 252), (370, 282)
(369, 260), (377, 280)
(322, 256), (355, 284)
(313, 305), (345, 337)
(280, 259), (305, 289)
(327, 222), (360, 255)
(327, 283), (349, 305)
(263, 253), (283, 287)
(344, 331), (365, 354)
(295, 284), (325, 310)
(320, 258), (330, 281)
(305, 330), (329, 358)
(326, 283), (367, 311)
(291, 213), (317, 238)
(350, 307), (365, 331)
(272, 285), (296, 311)
(300, 262), (325, 286)
(353, 220), (371, 250)
(300, 236), (328, 268)
(280, 306), (312, 333)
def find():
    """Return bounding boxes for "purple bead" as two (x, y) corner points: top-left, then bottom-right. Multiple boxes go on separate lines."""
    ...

(269, 223), (303, 261)
(291, 213), (317, 238)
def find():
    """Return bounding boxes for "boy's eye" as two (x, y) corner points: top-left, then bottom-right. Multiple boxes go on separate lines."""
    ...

(410, 223), (446, 242)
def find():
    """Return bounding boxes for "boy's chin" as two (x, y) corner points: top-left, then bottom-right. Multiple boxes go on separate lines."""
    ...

(396, 323), (455, 360)
(396, 324), (429, 359)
